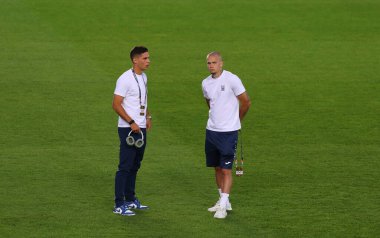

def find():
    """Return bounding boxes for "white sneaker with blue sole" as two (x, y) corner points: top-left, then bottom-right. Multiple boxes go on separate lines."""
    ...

(126, 198), (149, 210)
(113, 205), (135, 216)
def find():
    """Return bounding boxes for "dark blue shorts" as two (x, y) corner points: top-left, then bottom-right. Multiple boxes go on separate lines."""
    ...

(205, 129), (238, 169)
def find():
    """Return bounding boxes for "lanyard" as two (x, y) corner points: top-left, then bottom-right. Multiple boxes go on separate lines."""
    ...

(132, 69), (147, 107)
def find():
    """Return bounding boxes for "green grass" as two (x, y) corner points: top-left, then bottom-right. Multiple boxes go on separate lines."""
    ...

(1, 0), (379, 237)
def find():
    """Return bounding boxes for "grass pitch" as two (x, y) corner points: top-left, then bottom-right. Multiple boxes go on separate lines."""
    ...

(1, 0), (379, 237)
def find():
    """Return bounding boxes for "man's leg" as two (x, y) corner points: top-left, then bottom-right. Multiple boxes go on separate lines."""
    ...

(206, 129), (232, 213)
(115, 170), (127, 208)
(113, 128), (136, 216)
(208, 167), (232, 212)
(115, 127), (136, 207)
(124, 129), (149, 210)
(206, 130), (220, 196)
(214, 131), (237, 218)
(124, 169), (137, 201)
(207, 167), (223, 212)
(125, 129), (146, 202)
(219, 130), (238, 197)
(219, 168), (232, 208)
(214, 168), (232, 219)
(221, 168), (232, 194)
(215, 167), (223, 194)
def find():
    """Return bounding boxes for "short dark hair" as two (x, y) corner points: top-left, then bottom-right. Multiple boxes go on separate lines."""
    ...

(130, 46), (148, 61)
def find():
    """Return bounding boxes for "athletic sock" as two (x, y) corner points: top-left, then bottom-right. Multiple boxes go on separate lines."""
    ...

(218, 188), (222, 197)
(220, 193), (229, 209)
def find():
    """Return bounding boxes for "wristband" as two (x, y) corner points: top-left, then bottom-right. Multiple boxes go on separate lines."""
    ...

(128, 120), (135, 125)
(146, 116), (152, 119)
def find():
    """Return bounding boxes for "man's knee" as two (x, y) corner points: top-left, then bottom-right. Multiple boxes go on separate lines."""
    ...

(221, 168), (232, 176)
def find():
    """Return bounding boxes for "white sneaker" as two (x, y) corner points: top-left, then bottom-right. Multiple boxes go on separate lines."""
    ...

(208, 200), (232, 212)
(214, 207), (227, 219)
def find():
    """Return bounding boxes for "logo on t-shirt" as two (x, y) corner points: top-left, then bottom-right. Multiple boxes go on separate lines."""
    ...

(221, 85), (225, 91)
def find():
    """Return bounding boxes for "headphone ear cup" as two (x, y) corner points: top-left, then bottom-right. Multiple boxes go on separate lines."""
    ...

(126, 136), (135, 146)
(135, 139), (144, 148)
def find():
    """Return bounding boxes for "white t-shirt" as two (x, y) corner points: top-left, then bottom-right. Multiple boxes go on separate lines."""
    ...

(114, 69), (148, 128)
(202, 70), (246, 132)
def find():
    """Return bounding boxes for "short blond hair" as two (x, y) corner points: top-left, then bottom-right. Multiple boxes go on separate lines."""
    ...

(207, 51), (223, 61)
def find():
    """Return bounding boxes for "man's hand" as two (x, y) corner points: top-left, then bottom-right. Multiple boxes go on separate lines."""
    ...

(146, 118), (152, 131)
(130, 123), (140, 133)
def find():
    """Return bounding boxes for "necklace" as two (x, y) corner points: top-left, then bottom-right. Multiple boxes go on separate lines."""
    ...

(132, 69), (147, 116)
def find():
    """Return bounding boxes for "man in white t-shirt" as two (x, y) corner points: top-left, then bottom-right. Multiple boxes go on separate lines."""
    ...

(112, 46), (152, 216)
(202, 52), (251, 219)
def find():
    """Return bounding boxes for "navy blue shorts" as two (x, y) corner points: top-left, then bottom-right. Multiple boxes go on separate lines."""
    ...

(205, 129), (238, 169)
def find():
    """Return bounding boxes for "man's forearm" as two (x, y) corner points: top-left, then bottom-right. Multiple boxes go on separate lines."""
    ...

(239, 103), (251, 120)
(113, 104), (133, 123)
